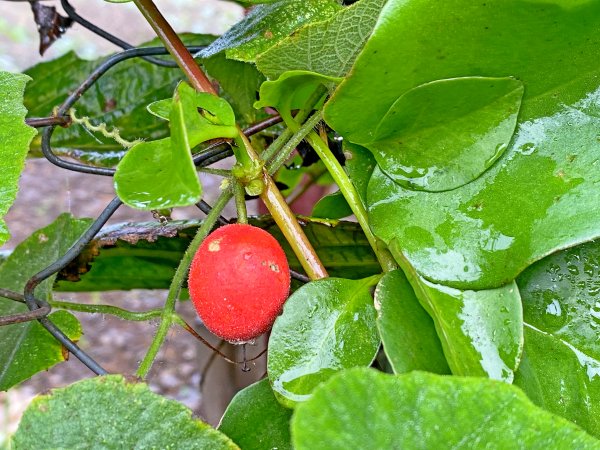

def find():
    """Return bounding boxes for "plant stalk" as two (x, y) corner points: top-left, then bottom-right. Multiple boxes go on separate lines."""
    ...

(136, 190), (232, 378)
(133, 0), (327, 280)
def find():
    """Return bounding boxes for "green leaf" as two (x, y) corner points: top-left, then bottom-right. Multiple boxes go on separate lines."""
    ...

(254, 70), (341, 127)
(312, 191), (353, 219)
(368, 87), (600, 289)
(325, 0), (600, 289)
(402, 265), (523, 382)
(268, 276), (381, 407)
(23, 35), (215, 166)
(114, 83), (238, 210)
(256, 0), (387, 79)
(0, 71), (36, 246)
(55, 218), (381, 291)
(343, 142), (376, 205)
(12, 375), (239, 449)
(292, 368), (600, 449)
(514, 240), (600, 438)
(198, 0), (342, 62)
(374, 270), (450, 375)
(364, 77), (524, 192)
(219, 379), (293, 450)
(203, 54), (266, 126)
(0, 214), (89, 390)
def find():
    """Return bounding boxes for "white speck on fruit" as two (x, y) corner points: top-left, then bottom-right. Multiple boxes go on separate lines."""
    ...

(208, 239), (222, 252)
(269, 262), (280, 272)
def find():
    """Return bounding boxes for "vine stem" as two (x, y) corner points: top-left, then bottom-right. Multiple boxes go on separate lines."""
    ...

(136, 190), (233, 378)
(133, 0), (327, 280)
(304, 112), (398, 273)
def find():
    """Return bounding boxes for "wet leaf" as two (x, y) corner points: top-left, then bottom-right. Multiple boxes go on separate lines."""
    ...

(12, 375), (238, 449)
(374, 270), (450, 375)
(369, 89), (600, 289)
(268, 276), (381, 407)
(198, 0), (342, 62)
(515, 240), (600, 438)
(325, 0), (600, 289)
(219, 379), (293, 449)
(292, 368), (600, 449)
(256, 0), (387, 79)
(364, 77), (524, 192)
(0, 214), (88, 390)
(0, 72), (36, 246)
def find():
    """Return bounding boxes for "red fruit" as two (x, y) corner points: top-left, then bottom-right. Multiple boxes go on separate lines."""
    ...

(188, 223), (291, 343)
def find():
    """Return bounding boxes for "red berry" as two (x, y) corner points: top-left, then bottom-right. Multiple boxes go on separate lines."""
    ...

(188, 223), (291, 343)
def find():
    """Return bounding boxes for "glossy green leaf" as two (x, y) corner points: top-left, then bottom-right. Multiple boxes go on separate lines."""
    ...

(198, 0), (342, 62)
(325, 0), (600, 289)
(344, 142), (376, 205)
(12, 375), (238, 449)
(256, 0), (387, 79)
(312, 191), (353, 219)
(369, 87), (600, 289)
(219, 379), (293, 450)
(254, 70), (341, 127)
(268, 276), (381, 407)
(401, 262), (523, 381)
(0, 72), (36, 246)
(514, 240), (600, 438)
(364, 77), (524, 191)
(114, 83), (237, 210)
(55, 218), (381, 291)
(0, 214), (89, 390)
(292, 368), (600, 449)
(374, 270), (449, 375)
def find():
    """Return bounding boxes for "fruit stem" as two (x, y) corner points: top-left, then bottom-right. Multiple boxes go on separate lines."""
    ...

(136, 190), (233, 379)
(133, 0), (328, 281)
(304, 113), (398, 273)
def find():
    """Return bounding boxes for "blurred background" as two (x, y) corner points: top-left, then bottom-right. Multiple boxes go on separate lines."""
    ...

(0, 1), (278, 446)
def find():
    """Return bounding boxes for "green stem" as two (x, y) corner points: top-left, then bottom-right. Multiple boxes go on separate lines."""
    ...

(266, 111), (324, 175)
(198, 167), (230, 177)
(136, 190), (233, 378)
(233, 179), (248, 224)
(50, 300), (163, 322)
(304, 113), (398, 273)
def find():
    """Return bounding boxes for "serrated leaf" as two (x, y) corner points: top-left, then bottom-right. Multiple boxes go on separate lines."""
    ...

(514, 240), (600, 438)
(292, 368), (600, 449)
(219, 379), (293, 450)
(198, 0), (342, 62)
(374, 270), (450, 375)
(55, 218), (381, 291)
(0, 214), (89, 390)
(257, 0), (387, 79)
(0, 71), (36, 246)
(12, 375), (238, 449)
(268, 276), (381, 407)
(325, 0), (600, 289)
(364, 76), (524, 192)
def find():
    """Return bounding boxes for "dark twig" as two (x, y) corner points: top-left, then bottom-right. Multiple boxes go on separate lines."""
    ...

(22, 197), (123, 376)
